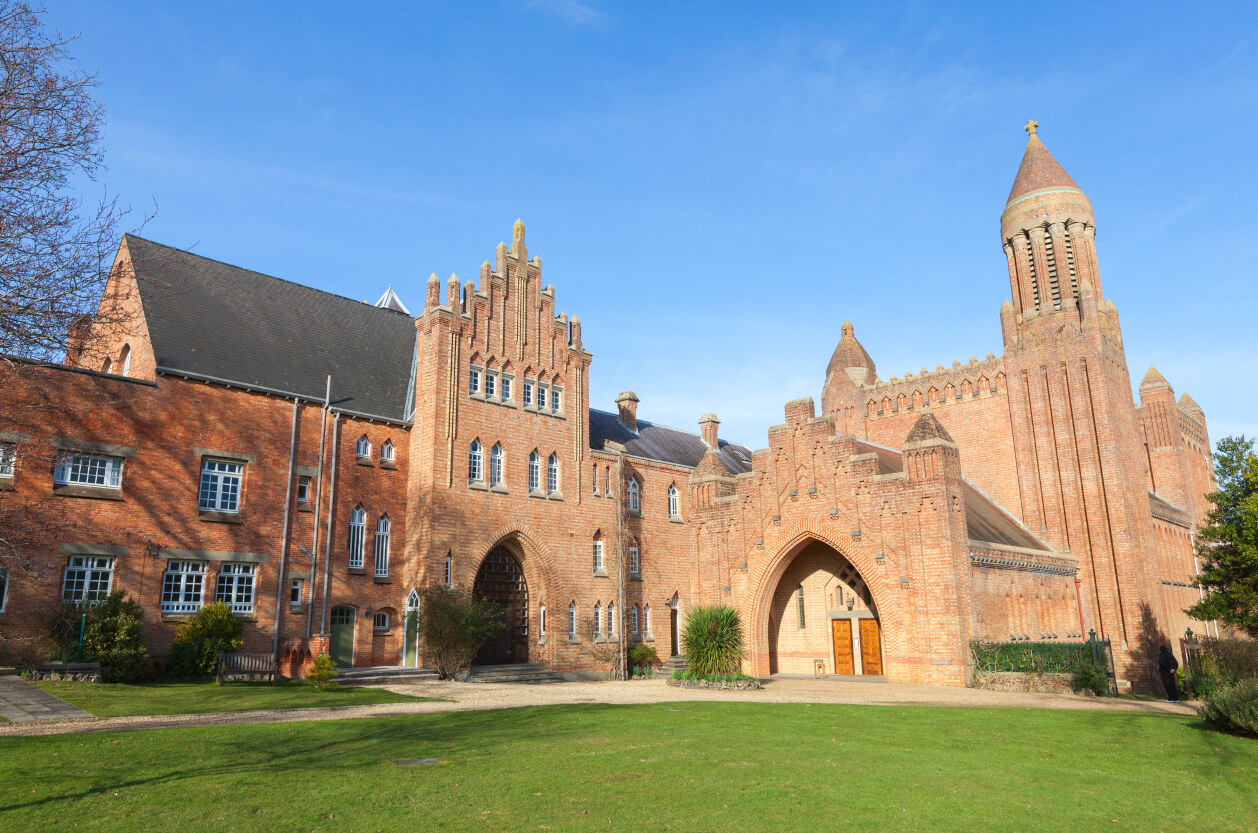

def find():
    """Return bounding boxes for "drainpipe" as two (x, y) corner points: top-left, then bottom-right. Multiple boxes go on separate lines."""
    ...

(615, 450), (626, 681)
(319, 413), (342, 634)
(1074, 576), (1086, 638)
(306, 376), (331, 639)
(271, 397), (300, 664)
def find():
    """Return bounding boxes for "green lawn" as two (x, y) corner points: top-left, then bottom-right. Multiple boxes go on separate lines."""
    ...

(1, 702), (1253, 832)
(31, 680), (433, 718)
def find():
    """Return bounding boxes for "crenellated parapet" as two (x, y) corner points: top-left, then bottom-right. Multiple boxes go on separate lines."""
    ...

(859, 354), (1007, 419)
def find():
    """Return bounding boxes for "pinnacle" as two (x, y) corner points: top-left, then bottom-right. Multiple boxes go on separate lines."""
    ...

(905, 410), (955, 446)
(1007, 123), (1082, 206)
(1139, 366), (1172, 392)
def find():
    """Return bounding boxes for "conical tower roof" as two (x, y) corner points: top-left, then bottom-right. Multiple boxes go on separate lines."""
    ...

(904, 410), (955, 446)
(825, 321), (876, 385)
(1006, 121), (1083, 207)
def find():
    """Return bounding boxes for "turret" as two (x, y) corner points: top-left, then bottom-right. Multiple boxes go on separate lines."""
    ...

(821, 320), (877, 430)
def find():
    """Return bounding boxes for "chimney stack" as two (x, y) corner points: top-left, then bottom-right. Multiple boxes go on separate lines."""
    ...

(616, 391), (640, 432)
(699, 413), (720, 448)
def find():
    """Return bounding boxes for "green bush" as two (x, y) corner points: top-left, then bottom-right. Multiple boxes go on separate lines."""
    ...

(306, 652), (339, 691)
(45, 601), (90, 661)
(628, 644), (657, 671)
(1069, 661), (1109, 696)
(672, 670), (755, 683)
(166, 603), (244, 680)
(81, 591), (150, 683)
(1199, 677), (1258, 737)
(680, 604), (745, 677)
(419, 584), (506, 678)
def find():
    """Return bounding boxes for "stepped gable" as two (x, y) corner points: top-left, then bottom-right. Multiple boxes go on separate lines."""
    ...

(1006, 122), (1082, 206)
(125, 235), (418, 420)
(589, 409), (752, 473)
(904, 410), (955, 445)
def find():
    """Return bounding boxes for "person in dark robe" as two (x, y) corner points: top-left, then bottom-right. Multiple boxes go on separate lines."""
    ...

(1158, 645), (1180, 702)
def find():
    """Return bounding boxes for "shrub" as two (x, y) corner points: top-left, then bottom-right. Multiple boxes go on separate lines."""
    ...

(81, 591), (150, 683)
(628, 644), (657, 671)
(166, 603), (244, 680)
(1199, 677), (1258, 737)
(306, 652), (339, 691)
(45, 601), (90, 661)
(419, 584), (505, 679)
(673, 670), (755, 683)
(1069, 661), (1109, 696)
(680, 604), (745, 677)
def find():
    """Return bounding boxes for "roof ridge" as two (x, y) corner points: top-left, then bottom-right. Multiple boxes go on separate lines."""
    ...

(588, 407), (751, 451)
(124, 234), (412, 319)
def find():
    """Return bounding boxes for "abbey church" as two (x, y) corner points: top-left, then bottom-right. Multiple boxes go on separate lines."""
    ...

(0, 125), (1215, 690)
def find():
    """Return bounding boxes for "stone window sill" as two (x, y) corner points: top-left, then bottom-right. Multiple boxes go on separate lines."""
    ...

(489, 483), (509, 494)
(627, 510), (642, 519)
(374, 578), (392, 585)
(629, 572), (643, 582)
(468, 480), (488, 491)
(0, 479), (15, 492)
(199, 510), (243, 523)
(567, 635), (581, 644)
(593, 569), (609, 578)
(547, 491), (564, 501)
(528, 490), (547, 499)
(668, 515), (684, 524)
(296, 503), (314, 513)
(380, 461), (398, 470)
(53, 484), (124, 501)
(288, 605), (304, 614)
(348, 568), (367, 575)
(355, 457), (375, 467)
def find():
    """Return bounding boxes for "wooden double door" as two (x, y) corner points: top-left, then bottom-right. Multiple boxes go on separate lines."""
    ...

(831, 618), (883, 676)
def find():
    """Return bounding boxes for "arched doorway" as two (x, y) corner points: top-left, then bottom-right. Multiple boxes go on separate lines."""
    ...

(668, 593), (680, 657)
(403, 589), (420, 667)
(330, 605), (356, 667)
(766, 541), (882, 676)
(473, 547), (529, 665)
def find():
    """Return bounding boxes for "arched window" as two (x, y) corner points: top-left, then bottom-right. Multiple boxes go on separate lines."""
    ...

(119, 344), (131, 377)
(528, 450), (540, 492)
(643, 603), (651, 634)
(101, 357), (112, 374)
(373, 610), (390, 630)
(547, 453), (558, 494)
(468, 440), (483, 482)
(592, 537), (604, 572)
(667, 484), (679, 518)
(348, 505), (366, 569)
(797, 584), (806, 628)
(606, 601), (615, 635)
(568, 601), (576, 636)
(628, 543), (640, 574)
(489, 443), (503, 486)
(592, 463), (598, 494)
(380, 440), (395, 463)
(539, 601), (547, 636)
(627, 478), (640, 512)
(444, 553), (452, 586)
(631, 604), (639, 634)
(406, 588), (420, 614)
(356, 435), (371, 459)
(374, 515), (391, 577)
(594, 601), (602, 635)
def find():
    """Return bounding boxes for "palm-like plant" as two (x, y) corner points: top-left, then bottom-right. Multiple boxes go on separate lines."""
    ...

(681, 605), (745, 677)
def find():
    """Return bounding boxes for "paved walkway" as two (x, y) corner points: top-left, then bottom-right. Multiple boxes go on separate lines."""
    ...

(0, 676), (1195, 738)
(0, 673), (93, 723)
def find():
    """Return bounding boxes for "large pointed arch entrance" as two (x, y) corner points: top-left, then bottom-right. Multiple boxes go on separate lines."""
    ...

(763, 539), (883, 677)
(473, 546), (529, 665)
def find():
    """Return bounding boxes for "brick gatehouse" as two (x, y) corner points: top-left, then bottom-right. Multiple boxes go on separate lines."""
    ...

(0, 125), (1214, 689)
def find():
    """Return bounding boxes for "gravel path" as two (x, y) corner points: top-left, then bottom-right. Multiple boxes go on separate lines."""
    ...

(0, 677), (1196, 738)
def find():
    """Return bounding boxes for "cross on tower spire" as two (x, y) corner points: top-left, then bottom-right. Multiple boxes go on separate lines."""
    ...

(1024, 119), (1039, 138)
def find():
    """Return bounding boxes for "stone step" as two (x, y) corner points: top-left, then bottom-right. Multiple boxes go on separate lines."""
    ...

(659, 656), (689, 673)
(466, 662), (564, 684)
(335, 666), (440, 687)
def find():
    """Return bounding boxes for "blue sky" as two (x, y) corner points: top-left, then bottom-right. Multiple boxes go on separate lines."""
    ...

(49, 1), (1258, 446)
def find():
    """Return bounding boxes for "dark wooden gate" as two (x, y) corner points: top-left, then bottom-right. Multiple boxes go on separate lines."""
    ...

(473, 548), (528, 665)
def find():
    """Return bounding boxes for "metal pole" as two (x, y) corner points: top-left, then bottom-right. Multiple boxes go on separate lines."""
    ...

(271, 397), (300, 666)
(615, 451), (626, 681)
(76, 613), (86, 663)
(306, 375), (331, 640)
(319, 414), (341, 635)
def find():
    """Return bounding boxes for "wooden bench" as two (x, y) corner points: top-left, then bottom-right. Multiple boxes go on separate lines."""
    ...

(216, 652), (277, 685)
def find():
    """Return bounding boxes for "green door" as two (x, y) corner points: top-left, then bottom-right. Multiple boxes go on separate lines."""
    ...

(330, 606), (355, 667)
(404, 590), (420, 667)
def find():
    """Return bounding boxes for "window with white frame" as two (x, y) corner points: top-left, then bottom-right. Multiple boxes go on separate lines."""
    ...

(523, 380), (533, 406)
(55, 452), (123, 489)
(0, 443), (14, 478)
(348, 505), (366, 569)
(631, 604), (639, 634)
(668, 484), (680, 518)
(551, 387), (561, 412)
(604, 466), (610, 495)
(198, 459), (242, 512)
(536, 384), (547, 410)
(539, 602), (546, 635)
(468, 440), (483, 482)
(629, 545), (639, 574)
(119, 344), (131, 377)
(484, 371), (496, 398)
(373, 611), (390, 631)
(216, 563), (256, 614)
(528, 450), (541, 492)
(489, 444), (503, 486)
(374, 515), (391, 577)
(380, 440), (395, 463)
(0, 568), (7, 612)
(568, 601), (576, 636)
(469, 367), (481, 395)
(355, 435), (371, 458)
(594, 601), (601, 635)
(606, 601), (615, 635)
(444, 553), (451, 586)
(547, 453), (558, 494)
(592, 539), (604, 572)
(644, 603), (651, 633)
(161, 560), (205, 614)
(501, 375), (512, 401)
(296, 475), (310, 504)
(290, 577), (304, 605)
(627, 478), (640, 512)
(62, 556), (114, 603)
(591, 463), (598, 494)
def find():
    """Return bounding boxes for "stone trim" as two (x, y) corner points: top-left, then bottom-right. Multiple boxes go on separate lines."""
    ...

(0, 430), (30, 443)
(58, 543), (128, 557)
(199, 510), (243, 524)
(195, 448), (256, 464)
(53, 484), (124, 501)
(295, 464), (318, 477)
(51, 437), (136, 457)
(159, 548), (269, 564)
(287, 571), (311, 579)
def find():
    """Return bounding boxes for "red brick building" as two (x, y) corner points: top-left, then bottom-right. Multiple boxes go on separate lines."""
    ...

(0, 125), (1215, 689)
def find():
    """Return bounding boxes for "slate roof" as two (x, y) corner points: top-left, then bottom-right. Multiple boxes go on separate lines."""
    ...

(589, 409), (754, 473)
(852, 439), (1048, 551)
(125, 235), (417, 420)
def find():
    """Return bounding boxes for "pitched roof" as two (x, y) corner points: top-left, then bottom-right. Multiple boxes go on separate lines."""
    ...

(1007, 131), (1083, 206)
(589, 409), (753, 473)
(825, 321), (876, 384)
(1139, 366), (1172, 394)
(124, 235), (417, 420)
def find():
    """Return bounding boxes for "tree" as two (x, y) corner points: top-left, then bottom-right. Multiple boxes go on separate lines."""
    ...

(1188, 435), (1258, 637)
(418, 584), (505, 679)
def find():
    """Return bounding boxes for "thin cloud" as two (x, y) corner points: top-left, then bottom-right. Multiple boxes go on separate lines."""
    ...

(525, 0), (609, 27)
